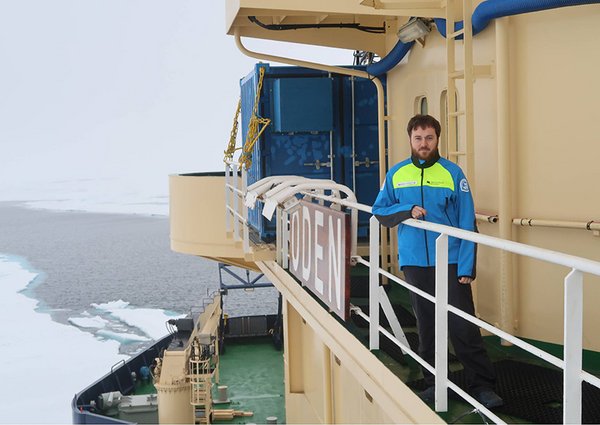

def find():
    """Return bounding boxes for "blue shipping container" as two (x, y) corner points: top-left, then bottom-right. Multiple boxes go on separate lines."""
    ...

(240, 63), (386, 241)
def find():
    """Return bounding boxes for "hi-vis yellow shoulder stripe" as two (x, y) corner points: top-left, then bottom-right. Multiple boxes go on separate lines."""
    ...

(392, 163), (454, 191)
(392, 164), (420, 188)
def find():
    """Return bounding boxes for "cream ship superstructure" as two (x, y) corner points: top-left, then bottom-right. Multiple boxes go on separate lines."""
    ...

(168, 1), (600, 423)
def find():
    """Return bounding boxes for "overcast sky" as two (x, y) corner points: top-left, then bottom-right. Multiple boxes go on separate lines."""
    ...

(0, 1), (352, 197)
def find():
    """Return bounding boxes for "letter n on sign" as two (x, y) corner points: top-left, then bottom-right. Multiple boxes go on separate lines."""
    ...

(288, 200), (351, 320)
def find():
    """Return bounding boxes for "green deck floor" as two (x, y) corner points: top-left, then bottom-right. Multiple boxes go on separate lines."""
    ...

(214, 336), (285, 424)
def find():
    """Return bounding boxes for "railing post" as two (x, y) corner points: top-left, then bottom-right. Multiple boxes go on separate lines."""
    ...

(435, 233), (449, 412)
(564, 268), (583, 424)
(276, 207), (282, 265)
(351, 209), (358, 258)
(317, 189), (325, 206)
(233, 164), (240, 241)
(369, 215), (380, 350)
(225, 164), (231, 233)
(242, 166), (250, 253)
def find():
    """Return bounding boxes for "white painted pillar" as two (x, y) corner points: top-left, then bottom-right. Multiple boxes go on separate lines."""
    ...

(369, 216), (380, 350)
(563, 269), (583, 424)
(225, 164), (231, 233)
(242, 166), (249, 253)
(233, 164), (240, 240)
(435, 233), (449, 412)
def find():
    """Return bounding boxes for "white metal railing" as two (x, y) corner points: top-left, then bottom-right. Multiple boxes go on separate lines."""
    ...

(362, 215), (600, 423)
(224, 161), (250, 254)
(228, 175), (600, 424)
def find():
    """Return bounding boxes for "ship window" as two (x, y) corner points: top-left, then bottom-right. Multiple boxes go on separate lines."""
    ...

(414, 95), (428, 115)
(440, 90), (448, 158)
(420, 97), (428, 115)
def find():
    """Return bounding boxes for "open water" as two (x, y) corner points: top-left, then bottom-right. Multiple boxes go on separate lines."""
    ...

(0, 202), (278, 354)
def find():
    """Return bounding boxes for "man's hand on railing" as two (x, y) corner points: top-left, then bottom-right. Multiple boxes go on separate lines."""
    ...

(411, 205), (427, 219)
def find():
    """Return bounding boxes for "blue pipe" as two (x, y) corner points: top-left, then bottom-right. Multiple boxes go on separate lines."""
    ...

(436, 0), (600, 38)
(367, 0), (599, 76)
(366, 40), (414, 77)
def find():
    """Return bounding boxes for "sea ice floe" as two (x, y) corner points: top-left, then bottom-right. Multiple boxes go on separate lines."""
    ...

(68, 315), (110, 329)
(96, 329), (151, 343)
(92, 299), (185, 340)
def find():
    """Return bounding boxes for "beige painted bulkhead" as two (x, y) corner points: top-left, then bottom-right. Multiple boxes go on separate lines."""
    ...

(383, 5), (600, 350)
(169, 173), (274, 271)
(259, 259), (443, 424)
(224, 1), (600, 352)
(168, 3), (600, 422)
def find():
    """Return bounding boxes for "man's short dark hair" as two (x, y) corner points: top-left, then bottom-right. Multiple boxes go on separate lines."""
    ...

(407, 114), (441, 138)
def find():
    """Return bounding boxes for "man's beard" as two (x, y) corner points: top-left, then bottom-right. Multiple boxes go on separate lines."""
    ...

(411, 147), (439, 161)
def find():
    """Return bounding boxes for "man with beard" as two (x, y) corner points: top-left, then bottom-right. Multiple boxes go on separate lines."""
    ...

(372, 114), (503, 408)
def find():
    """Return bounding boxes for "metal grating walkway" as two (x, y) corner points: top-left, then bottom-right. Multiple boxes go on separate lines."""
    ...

(409, 359), (600, 423)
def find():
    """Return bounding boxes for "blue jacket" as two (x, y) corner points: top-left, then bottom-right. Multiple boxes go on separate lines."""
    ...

(372, 154), (477, 278)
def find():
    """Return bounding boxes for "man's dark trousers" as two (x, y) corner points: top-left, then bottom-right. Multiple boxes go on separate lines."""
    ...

(403, 264), (496, 390)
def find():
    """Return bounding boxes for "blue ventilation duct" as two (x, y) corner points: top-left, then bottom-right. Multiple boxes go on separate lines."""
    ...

(367, 0), (600, 76)
(366, 40), (414, 77)
(435, 0), (600, 38)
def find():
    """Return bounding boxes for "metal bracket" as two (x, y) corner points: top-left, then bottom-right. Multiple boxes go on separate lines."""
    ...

(354, 156), (379, 168)
(474, 64), (494, 79)
(303, 159), (331, 170)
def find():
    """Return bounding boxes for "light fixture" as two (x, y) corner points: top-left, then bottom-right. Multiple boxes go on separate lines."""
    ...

(397, 17), (431, 43)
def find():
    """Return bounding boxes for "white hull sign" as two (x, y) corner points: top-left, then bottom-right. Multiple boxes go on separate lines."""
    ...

(288, 200), (351, 320)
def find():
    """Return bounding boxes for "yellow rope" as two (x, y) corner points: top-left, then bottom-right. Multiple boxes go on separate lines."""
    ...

(239, 67), (271, 170)
(223, 98), (241, 164)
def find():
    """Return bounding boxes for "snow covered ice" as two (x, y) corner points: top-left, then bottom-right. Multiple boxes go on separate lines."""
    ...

(0, 256), (126, 423)
(0, 254), (188, 423)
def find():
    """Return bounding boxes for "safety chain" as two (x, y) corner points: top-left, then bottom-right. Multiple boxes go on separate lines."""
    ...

(239, 66), (271, 170)
(223, 98), (241, 164)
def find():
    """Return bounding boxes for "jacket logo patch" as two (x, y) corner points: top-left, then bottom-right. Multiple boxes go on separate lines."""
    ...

(460, 178), (470, 192)
(396, 180), (417, 187)
(427, 180), (445, 186)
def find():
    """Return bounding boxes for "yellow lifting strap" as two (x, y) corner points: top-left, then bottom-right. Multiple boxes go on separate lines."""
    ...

(223, 98), (241, 164)
(239, 66), (271, 170)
